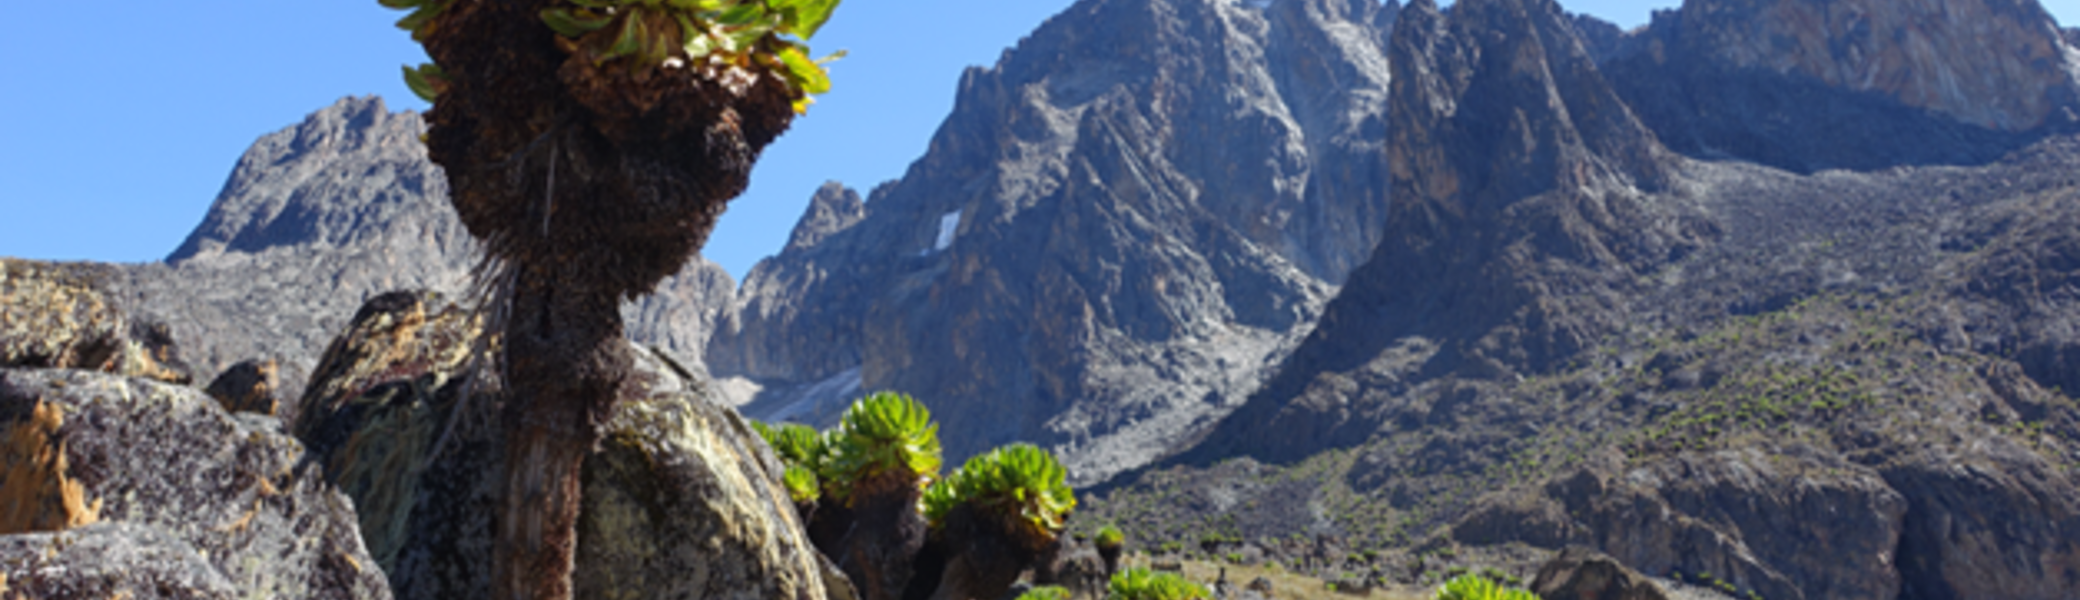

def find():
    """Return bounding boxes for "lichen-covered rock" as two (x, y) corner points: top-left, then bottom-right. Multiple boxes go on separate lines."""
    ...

(1, 397), (100, 534)
(1031, 536), (1108, 600)
(204, 358), (281, 416)
(0, 368), (390, 599)
(297, 290), (844, 600)
(1458, 449), (1909, 600)
(1881, 443), (2080, 600)
(0, 522), (239, 599)
(1530, 547), (1670, 600)
(0, 259), (190, 385)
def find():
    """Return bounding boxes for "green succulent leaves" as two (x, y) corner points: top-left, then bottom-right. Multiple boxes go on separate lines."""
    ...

(757, 421), (828, 466)
(1095, 524), (1126, 550)
(541, 7), (616, 38)
(376, 0), (843, 113)
(821, 392), (943, 505)
(534, 0), (845, 113)
(1016, 586), (1073, 600)
(782, 463), (821, 503)
(380, 0), (451, 41)
(1107, 567), (1211, 600)
(753, 420), (828, 503)
(402, 63), (449, 103)
(1434, 574), (1541, 600)
(922, 443), (1076, 543)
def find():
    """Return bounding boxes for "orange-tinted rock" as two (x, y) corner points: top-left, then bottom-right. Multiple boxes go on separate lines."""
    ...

(0, 259), (191, 385)
(0, 368), (391, 599)
(204, 358), (282, 416)
(0, 399), (101, 535)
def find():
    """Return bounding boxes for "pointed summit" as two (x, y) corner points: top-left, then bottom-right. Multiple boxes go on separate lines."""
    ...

(1187, 0), (1712, 463)
(1358, 0), (1696, 371)
(168, 97), (444, 263)
(1389, 0), (1667, 215)
(785, 182), (865, 252)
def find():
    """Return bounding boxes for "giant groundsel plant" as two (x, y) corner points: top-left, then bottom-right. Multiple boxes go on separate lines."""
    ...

(745, 393), (1084, 600)
(388, 0), (840, 113)
(923, 443), (1076, 548)
(371, 0), (841, 598)
(821, 391), (943, 504)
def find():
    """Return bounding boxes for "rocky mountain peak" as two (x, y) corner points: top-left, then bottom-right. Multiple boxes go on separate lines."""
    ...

(168, 96), (447, 263)
(1183, 0), (1712, 464)
(117, 97), (733, 411)
(1390, 0), (1669, 214)
(785, 182), (866, 252)
(709, 0), (1403, 484)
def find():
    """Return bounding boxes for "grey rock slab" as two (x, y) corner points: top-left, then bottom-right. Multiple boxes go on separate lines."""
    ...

(0, 368), (391, 599)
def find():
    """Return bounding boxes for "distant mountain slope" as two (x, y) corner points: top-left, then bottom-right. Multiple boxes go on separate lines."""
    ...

(1087, 1), (2080, 599)
(111, 97), (734, 419)
(1184, 0), (1710, 464)
(1600, 0), (2080, 172)
(709, 0), (1405, 484)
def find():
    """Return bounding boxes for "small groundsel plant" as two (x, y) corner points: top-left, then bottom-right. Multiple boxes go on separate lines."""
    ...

(750, 392), (1083, 600)
(1107, 567), (1212, 600)
(1095, 524), (1126, 550)
(385, 0), (843, 113)
(1016, 586), (1073, 600)
(923, 443), (1076, 544)
(752, 420), (828, 503)
(1434, 573), (1541, 600)
(752, 420), (827, 465)
(821, 391), (943, 504)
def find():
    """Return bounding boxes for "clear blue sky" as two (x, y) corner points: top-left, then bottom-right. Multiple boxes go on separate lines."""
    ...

(3, 1), (2075, 281)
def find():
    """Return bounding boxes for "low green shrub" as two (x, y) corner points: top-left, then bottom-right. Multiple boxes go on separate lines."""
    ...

(781, 463), (819, 503)
(922, 443), (1075, 544)
(1096, 524), (1126, 550)
(753, 420), (827, 467)
(1018, 586), (1072, 600)
(1108, 567), (1210, 600)
(1433, 573), (1540, 600)
(820, 391), (942, 504)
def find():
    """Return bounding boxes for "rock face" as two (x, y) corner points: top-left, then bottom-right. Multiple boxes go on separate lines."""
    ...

(293, 291), (841, 600)
(106, 96), (736, 417)
(1191, 0), (1709, 464)
(1457, 451), (1910, 600)
(1086, 1), (2080, 600)
(204, 358), (281, 415)
(1530, 547), (1669, 600)
(709, 0), (1402, 484)
(0, 523), (243, 599)
(0, 368), (390, 599)
(1600, 0), (2080, 172)
(1666, 0), (2076, 132)
(0, 259), (190, 385)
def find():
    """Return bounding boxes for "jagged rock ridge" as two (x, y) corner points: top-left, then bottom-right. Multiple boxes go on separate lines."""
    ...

(1087, 1), (2080, 600)
(107, 96), (735, 418)
(709, 0), (1404, 485)
(1597, 0), (2080, 172)
(1192, 0), (1710, 463)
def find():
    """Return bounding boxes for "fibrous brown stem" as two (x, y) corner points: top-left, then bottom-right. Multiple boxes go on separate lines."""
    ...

(490, 266), (630, 600)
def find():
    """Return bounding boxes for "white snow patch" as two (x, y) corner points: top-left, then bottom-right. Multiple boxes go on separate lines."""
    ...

(934, 210), (963, 252)
(765, 367), (862, 424)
